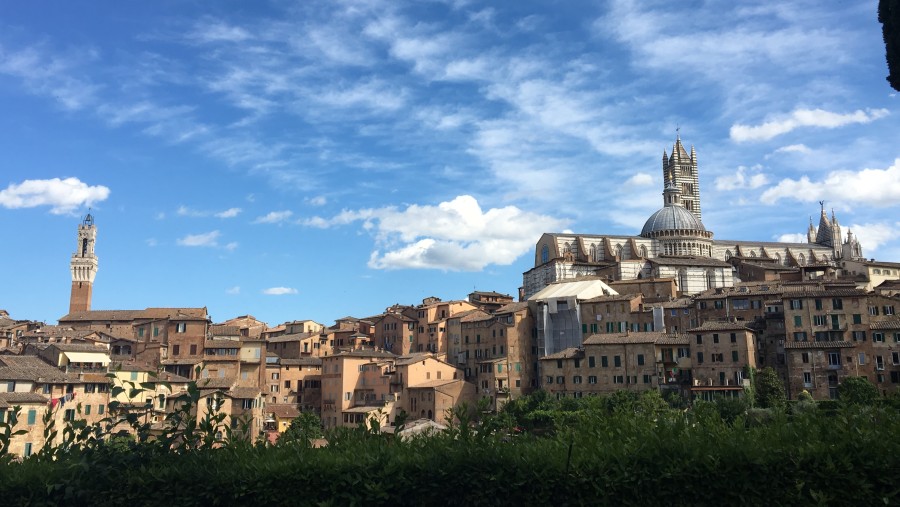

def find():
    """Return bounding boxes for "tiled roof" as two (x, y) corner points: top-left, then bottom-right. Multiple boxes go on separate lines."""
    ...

(495, 302), (528, 314)
(0, 356), (73, 382)
(0, 392), (49, 408)
(394, 353), (433, 366)
(266, 404), (301, 419)
(197, 377), (234, 390)
(459, 310), (492, 323)
(50, 343), (110, 353)
(584, 332), (662, 345)
(870, 318), (900, 330)
(204, 339), (241, 348)
(280, 357), (323, 366)
(784, 341), (856, 349)
(583, 293), (641, 303)
(226, 387), (260, 399)
(408, 378), (459, 389)
(59, 307), (208, 323)
(540, 347), (584, 360)
(688, 321), (754, 332)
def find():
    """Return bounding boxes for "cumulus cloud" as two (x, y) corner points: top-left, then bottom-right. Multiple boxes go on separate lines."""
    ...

(731, 108), (889, 142)
(303, 195), (567, 271)
(177, 230), (221, 247)
(253, 210), (294, 224)
(775, 233), (808, 244)
(307, 196), (327, 206)
(215, 207), (242, 218)
(178, 205), (242, 218)
(715, 166), (769, 191)
(0, 177), (110, 214)
(262, 287), (298, 295)
(761, 158), (900, 206)
(847, 223), (897, 252)
(774, 144), (811, 154)
(625, 173), (653, 186)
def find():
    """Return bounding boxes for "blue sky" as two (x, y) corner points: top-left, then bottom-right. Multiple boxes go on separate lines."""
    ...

(1, 0), (897, 327)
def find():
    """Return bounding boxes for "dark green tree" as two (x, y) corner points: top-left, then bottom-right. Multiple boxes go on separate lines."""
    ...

(881, 0), (900, 91)
(754, 367), (786, 409)
(278, 411), (323, 446)
(838, 376), (879, 405)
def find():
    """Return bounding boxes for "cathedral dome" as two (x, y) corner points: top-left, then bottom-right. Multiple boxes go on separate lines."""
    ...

(640, 205), (706, 237)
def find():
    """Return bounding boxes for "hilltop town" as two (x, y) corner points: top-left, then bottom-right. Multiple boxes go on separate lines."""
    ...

(3, 139), (900, 458)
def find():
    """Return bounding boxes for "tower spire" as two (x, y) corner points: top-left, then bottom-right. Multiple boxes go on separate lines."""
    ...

(69, 213), (98, 314)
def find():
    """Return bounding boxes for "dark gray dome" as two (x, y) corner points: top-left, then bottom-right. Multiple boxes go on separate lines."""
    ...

(640, 205), (706, 237)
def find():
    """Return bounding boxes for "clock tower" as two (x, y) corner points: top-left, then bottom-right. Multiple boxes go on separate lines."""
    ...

(69, 213), (98, 314)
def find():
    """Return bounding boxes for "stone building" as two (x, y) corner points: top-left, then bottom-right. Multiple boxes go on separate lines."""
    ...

(522, 138), (866, 300)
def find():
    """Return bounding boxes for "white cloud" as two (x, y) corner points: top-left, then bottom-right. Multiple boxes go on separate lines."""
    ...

(304, 195), (567, 271)
(226, 286), (240, 295)
(847, 223), (897, 252)
(253, 210), (294, 224)
(177, 230), (221, 247)
(715, 166), (769, 191)
(774, 144), (811, 154)
(625, 173), (653, 187)
(307, 196), (327, 206)
(761, 158), (900, 206)
(262, 287), (298, 295)
(215, 207), (242, 218)
(775, 233), (808, 244)
(0, 177), (110, 214)
(730, 108), (889, 142)
(224, 242), (239, 251)
(145, 238), (158, 247)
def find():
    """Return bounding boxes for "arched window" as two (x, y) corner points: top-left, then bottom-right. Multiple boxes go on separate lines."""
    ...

(749, 250), (756, 258)
(615, 244), (623, 259)
(589, 244), (597, 261)
(725, 250), (732, 261)
(640, 245), (648, 258)
(774, 253), (781, 265)
(541, 245), (550, 263)
(707, 270), (716, 289)
(797, 253), (806, 266)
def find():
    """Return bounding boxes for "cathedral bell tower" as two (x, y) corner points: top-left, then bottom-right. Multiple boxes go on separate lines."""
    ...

(69, 213), (98, 314)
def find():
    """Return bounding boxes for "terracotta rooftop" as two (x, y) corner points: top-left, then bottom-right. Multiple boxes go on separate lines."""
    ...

(688, 321), (755, 333)
(540, 347), (584, 360)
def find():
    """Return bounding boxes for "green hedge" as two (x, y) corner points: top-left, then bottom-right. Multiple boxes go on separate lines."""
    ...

(2, 405), (898, 506)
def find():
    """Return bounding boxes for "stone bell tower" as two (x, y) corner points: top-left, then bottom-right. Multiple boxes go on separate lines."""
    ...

(69, 213), (98, 314)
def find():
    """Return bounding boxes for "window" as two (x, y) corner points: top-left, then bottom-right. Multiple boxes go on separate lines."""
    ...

(138, 328), (144, 338)
(284, 380), (291, 389)
(613, 375), (624, 384)
(893, 352), (900, 365)
(270, 385), (278, 393)
(573, 359), (581, 368)
(176, 322), (187, 333)
(853, 314), (862, 324)
(730, 333), (737, 343)
(813, 315), (827, 326)
(827, 352), (841, 366)
(172, 344), (180, 356)
(613, 356), (621, 367)
(588, 356), (595, 368)
(601, 356), (608, 367)
(876, 356), (885, 370)
(732, 299), (749, 310)
(64, 409), (76, 421)
(885, 306), (896, 316)
(789, 299), (803, 310)
(852, 331), (867, 342)
(643, 374), (652, 384)
(815, 299), (823, 310)
(637, 354), (644, 366)
(98, 404), (105, 415)
(869, 306), (880, 316)
(27, 409), (36, 425)
(556, 376), (565, 384)
(272, 372), (280, 380)
(85, 405), (91, 415)
(24, 443), (32, 457)
(546, 376), (553, 384)
(803, 372), (812, 385)
(714, 300), (724, 310)
(190, 344), (197, 355)
(153, 326), (159, 337)
(573, 376), (582, 384)
(793, 332), (807, 341)
(732, 351), (739, 362)
(874, 333), (885, 343)
(697, 352), (704, 364)
(832, 298), (843, 310)
(130, 371), (138, 381)
(696, 335), (703, 345)
(588, 375), (597, 384)
(713, 334), (719, 344)
(802, 352), (810, 363)
(794, 316), (802, 327)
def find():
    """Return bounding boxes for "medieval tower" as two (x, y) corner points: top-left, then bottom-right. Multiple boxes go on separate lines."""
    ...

(662, 135), (701, 219)
(69, 213), (98, 314)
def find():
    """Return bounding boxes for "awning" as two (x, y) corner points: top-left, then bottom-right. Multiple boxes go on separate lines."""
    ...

(63, 351), (111, 365)
(343, 406), (381, 414)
